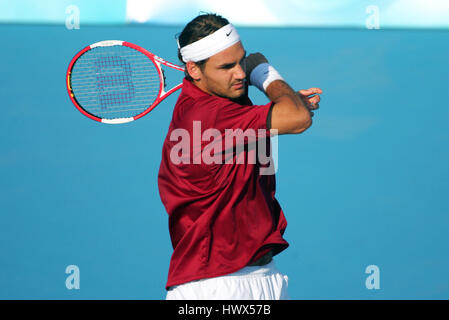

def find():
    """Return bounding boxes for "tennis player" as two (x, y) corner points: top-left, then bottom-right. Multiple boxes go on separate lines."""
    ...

(158, 13), (321, 300)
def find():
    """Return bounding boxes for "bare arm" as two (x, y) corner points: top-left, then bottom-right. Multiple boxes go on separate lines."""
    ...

(244, 53), (319, 135)
(266, 80), (312, 135)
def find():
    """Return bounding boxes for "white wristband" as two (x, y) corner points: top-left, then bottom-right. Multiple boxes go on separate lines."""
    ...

(249, 62), (284, 92)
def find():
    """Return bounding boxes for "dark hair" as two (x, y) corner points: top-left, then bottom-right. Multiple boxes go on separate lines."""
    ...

(177, 13), (229, 81)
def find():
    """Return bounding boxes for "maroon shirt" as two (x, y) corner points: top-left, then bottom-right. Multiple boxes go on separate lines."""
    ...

(158, 79), (289, 289)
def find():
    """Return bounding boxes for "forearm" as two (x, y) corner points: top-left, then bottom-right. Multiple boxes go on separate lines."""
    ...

(264, 80), (312, 134)
(245, 53), (314, 134)
(266, 80), (308, 111)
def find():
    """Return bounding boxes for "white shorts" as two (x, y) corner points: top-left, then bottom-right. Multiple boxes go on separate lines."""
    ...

(166, 260), (289, 300)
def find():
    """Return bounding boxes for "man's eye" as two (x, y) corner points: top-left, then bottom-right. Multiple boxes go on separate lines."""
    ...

(221, 64), (235, 69)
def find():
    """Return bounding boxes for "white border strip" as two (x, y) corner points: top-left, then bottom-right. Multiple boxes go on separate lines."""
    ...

(90, 40), (124, 48)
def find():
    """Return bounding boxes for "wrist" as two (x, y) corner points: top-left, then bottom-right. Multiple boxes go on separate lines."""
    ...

(249, 63), (284, 92)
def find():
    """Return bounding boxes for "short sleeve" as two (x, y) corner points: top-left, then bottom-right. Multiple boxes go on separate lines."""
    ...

(266, 103), (273, 130)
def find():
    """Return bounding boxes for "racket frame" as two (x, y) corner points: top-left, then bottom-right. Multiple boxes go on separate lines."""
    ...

(66, 40), (185, 124)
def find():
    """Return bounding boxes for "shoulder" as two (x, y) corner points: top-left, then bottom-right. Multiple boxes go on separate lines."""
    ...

(176, 91), (229, 117)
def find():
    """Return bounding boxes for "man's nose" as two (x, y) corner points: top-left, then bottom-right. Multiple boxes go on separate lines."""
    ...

(235, 63), (246, 80)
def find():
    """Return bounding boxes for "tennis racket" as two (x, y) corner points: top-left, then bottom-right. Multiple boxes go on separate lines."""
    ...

(66, 40), (185, 124)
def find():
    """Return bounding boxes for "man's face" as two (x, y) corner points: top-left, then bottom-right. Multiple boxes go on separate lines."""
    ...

(193, 41), (246, 99)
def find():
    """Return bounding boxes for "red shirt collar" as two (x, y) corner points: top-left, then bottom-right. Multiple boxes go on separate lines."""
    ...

(181, 78), (210, 100)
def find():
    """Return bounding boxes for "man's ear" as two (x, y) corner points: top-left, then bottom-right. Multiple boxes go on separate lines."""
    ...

(186, 61), (202, 81)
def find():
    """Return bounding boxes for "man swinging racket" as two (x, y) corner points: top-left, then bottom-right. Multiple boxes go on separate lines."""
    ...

(158, 13), (322, 300)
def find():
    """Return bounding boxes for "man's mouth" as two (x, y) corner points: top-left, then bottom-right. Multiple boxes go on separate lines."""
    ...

(232, 82), (244, 89)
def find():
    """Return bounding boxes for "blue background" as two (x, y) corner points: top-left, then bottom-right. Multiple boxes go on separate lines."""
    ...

(0, 23), (448, 299)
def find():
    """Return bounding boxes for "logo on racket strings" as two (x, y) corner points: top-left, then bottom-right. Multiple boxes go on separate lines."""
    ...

(94, 56), (135, 109)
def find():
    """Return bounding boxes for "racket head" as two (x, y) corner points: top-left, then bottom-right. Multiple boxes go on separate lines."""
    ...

(66, 40), (181, 124)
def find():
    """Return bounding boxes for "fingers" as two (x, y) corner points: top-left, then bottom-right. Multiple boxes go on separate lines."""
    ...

(300, 93), (320, 109)
(298, 87), (323, 95)
(308, 95), (320, 104)
(297, 88), (321, 111)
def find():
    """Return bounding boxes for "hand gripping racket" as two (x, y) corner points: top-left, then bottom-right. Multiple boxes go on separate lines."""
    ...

(66, 40), (185, 124)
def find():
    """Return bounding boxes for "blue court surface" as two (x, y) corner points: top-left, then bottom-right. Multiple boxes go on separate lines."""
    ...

(0, 23), (448, 300)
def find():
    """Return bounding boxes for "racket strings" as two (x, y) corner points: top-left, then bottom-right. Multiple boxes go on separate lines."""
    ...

(70, 45), (160, 119)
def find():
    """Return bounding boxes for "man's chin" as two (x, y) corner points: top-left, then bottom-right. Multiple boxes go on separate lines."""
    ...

(230, 86), (247, 98)
(216, 87), (246, 100)
(229, 88), (249, 104)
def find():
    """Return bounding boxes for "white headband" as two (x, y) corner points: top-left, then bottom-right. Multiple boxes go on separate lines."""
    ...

(179, 24), (240, 63)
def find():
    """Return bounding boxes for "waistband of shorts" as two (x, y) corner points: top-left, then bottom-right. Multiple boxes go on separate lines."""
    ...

(225, 260), (279, 278)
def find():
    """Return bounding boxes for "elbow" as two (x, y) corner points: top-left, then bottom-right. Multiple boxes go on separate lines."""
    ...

(291, 110), (312, 134)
